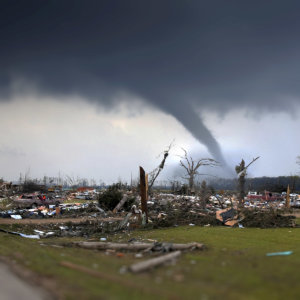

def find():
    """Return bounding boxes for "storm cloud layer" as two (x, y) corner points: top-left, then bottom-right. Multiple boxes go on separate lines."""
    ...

(1, 1), (300, 164)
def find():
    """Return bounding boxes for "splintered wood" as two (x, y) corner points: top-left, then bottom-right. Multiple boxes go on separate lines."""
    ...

(139, 166), (148, 222)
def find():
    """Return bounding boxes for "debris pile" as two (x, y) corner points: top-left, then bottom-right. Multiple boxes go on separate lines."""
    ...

(0, 202), (106, 220)
(240, 209), (296, 228)
(0, 184), (298, 236)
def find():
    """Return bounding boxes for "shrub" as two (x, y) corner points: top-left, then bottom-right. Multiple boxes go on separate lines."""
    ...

(98, 184), (122, 210)
(98, 183), (137, 211)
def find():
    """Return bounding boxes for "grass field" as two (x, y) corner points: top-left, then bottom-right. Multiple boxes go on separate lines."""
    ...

(0, 224), (299, 299)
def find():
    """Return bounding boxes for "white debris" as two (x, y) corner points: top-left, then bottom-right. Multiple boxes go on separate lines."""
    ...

(10, 215), (22, 220)
(19, 233), (40, 239)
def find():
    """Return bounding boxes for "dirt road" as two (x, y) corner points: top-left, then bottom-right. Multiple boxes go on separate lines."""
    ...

(0, 216), (122, 225)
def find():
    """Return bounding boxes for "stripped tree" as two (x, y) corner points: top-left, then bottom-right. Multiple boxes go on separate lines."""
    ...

(199, 180), (210, 209)
(235, 157), (260, 208)
(179, 148), (219, 194)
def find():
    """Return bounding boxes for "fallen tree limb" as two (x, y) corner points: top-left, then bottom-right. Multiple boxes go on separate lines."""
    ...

(74, 241), (204, 251)
(129, 250), (181, 273)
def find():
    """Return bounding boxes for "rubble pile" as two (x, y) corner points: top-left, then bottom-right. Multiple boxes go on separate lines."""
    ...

(240, 209), (296, 228)
(145, 193), (298, 229)
(147, 194), (228, 228)
(0, 202), (107, 220)
(39, 220), (121, 237)
(0, 187), (298, 237)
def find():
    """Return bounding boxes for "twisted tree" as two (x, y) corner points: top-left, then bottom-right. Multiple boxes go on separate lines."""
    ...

(179, 148), (219, 193)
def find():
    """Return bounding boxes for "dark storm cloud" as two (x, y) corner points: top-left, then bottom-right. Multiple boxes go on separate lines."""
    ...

(1, 0), (300, 164)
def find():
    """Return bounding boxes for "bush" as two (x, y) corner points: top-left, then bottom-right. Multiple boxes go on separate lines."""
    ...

(98, 185), (123, 210)
(98, 183), (137, 211)
(22, 181), (47, 193)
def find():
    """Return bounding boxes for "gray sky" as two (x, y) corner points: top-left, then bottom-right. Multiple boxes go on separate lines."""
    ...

(0, 1), (300, 182)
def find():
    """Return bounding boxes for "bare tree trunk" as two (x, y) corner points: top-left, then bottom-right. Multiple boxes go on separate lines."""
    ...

(238, 174), (246, 208)
(200, 180), (208, 209)
(189, 173), (194, 193)
(236, 159), (246, 208)
(113, 194), (128, 213)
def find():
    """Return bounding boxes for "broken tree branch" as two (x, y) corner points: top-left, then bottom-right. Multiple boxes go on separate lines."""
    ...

(245, 156), (260, 169)
(129, 251), (181, 273)
(148, 141), (174, 190)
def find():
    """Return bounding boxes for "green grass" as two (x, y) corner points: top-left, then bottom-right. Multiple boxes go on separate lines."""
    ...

(0, 224), (299, 299)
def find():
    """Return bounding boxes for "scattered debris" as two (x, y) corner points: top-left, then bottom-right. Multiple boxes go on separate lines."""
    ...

(0, 228), (40, 239)
(216, 208), (240, 226)
(33, 229), (55, 237)
(266, 251), (293, 256)
(11, 215), (22, 220)
(17, 233), (40, 239)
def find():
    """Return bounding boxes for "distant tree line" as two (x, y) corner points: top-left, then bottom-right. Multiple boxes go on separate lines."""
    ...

(207, 176), (300, 193)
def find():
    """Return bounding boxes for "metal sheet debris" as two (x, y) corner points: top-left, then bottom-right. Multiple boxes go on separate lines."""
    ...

(266, 251), (293, 256)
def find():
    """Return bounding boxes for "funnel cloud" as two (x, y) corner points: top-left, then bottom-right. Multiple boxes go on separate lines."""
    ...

(1, 1), (300, 165)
